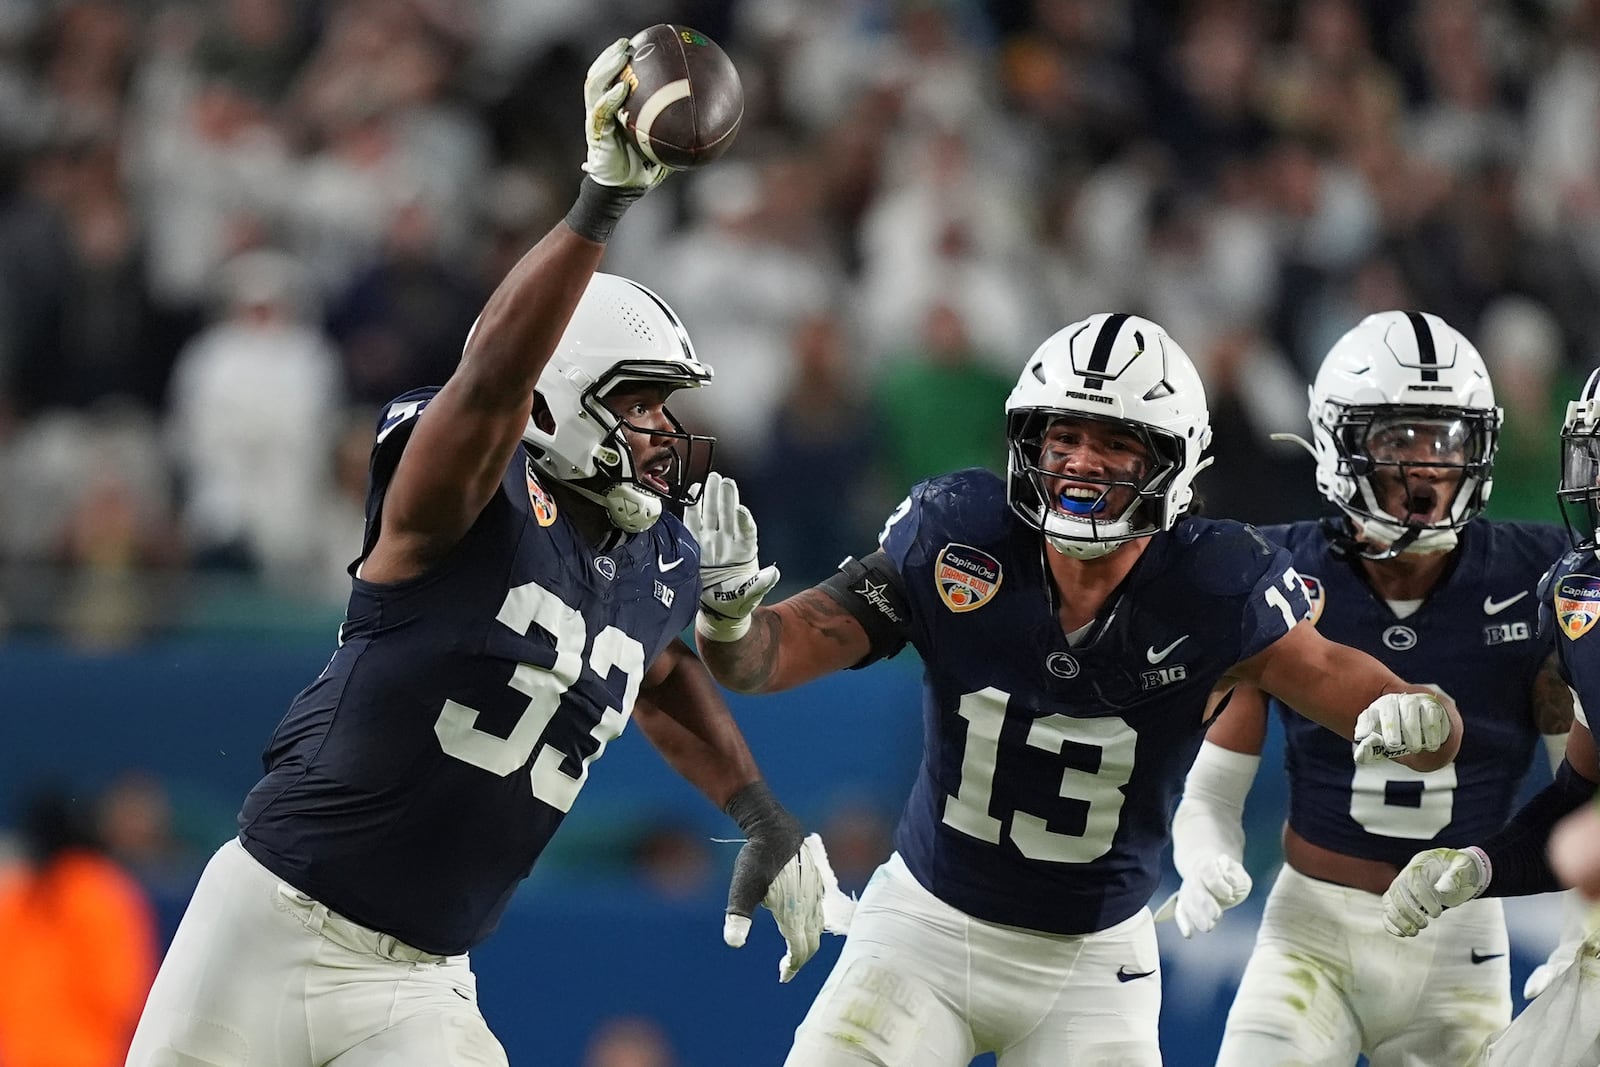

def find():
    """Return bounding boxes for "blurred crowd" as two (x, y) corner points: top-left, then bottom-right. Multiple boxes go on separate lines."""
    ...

(0, 0), (1596, 643)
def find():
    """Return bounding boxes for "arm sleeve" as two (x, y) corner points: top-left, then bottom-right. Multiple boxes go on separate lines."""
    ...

(1480, 760), (1599, 898)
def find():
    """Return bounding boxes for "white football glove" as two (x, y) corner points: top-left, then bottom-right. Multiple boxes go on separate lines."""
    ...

(1354, 692), (1450, 765)
(684, 471), (781, 642)
(1526, 939), (1582, 999)
(1154, 855), (1253, 938)
(723, 833), (853, 983)
(1381, 846), (1491, 937)
(581, 38), (667, 189)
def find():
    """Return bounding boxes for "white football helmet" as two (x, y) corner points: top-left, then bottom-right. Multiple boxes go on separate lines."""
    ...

(1005, 313), (1213, 559)
(522, 273), (714, 533)
(1301, 311), (1499, 557)
(1559, 366), (1600, 551)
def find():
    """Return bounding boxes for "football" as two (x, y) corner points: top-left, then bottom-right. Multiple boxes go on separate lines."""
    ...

(618, 24), (743, 170)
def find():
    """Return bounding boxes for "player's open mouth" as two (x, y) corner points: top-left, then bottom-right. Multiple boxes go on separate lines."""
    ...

(1404, 486), (1439, 523)
(639, 455), (674, 494)
(1056, 485), (1108, 516)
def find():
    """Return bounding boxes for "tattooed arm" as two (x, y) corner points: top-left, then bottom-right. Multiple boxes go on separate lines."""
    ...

(697, 587), (875, 694)
(1533, 651), (1578, 740)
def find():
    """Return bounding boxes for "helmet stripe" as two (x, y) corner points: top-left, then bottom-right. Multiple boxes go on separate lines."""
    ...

(1082, 312), (1131, 391)
(1404, 310), (1440, 383)
(1585, 367), (1600, 403)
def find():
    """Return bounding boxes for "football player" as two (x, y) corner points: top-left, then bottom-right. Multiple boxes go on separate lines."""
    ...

(684, 312), (1463, 1066)
(1164, 311), (1574, 1067)
(126, 41), (827, 1067)
(1378, 366), (1600, 1067)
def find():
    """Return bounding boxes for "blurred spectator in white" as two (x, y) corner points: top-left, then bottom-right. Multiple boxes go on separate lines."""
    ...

(127, 46), (294, 311)
(1406, 0), (1522, 176)
(165, 249), (342, 581)
(647, 155), (844, 458)
(1518, 0), (1600, 238)
(283, 0), (486, 295)
(858, 126), (1039, 365)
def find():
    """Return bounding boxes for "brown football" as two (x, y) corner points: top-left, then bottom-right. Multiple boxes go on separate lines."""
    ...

(618, 25), (743, 170)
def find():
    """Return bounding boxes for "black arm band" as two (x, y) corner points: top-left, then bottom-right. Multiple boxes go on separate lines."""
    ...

(563, 177), (646, 244)
(1480, 760), (1598, 897)
(818, 550), (911, 670)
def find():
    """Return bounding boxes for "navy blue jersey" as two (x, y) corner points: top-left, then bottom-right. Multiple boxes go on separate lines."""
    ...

(879, 469), (1309, 934)
(239, 391), (699, 955)
(1542, 548), (1600, 715)
(1263, 519), (1565, 866)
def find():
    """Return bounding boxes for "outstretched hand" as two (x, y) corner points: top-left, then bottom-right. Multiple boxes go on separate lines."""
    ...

(684, 472), (781, 641)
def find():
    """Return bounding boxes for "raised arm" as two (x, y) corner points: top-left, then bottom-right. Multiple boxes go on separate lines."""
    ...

(362, 42), (665, 583)
(1228, 620), (1462, 772)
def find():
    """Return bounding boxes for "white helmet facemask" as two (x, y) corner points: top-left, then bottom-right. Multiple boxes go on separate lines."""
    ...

(1291, 310), (1499, 560)
(1005, 313), (1212, 557)
(519, 274), (715, 534)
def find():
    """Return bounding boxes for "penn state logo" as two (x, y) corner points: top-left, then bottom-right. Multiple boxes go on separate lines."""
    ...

(1556, 574), (1600, 641)
(594, 557), (617, 581)
(1300, 574), (1325, 626)
(1382, 625), (1418, 651)
(525, 459), (558, 527)
(1046, 652), (1079, 678)
(935, 543), (1002, 613)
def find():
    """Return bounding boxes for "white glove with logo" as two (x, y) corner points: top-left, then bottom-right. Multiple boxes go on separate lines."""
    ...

(684, 471), (781, 642)
(581, 38), (667, 189)
(1155, 855), (1253, 938)
(1354, 692), (1450, 765)
(1381, 846), (1491, 937)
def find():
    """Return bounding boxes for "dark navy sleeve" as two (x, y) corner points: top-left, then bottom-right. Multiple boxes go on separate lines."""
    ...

(1239, 548), (1313, 661)
(359, 388), (441, 559)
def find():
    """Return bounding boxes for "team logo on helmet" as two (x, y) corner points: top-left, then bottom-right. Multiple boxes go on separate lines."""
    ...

(935, 544), (1002, 613)
(525, 460), (558, 527)
(1556, 574), (1600, 641)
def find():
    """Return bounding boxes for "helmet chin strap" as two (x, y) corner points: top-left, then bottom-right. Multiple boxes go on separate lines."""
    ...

(1352, 515), (1456, 561)
(569, 480), (663, 534)
(1046, 533), (1122, 560)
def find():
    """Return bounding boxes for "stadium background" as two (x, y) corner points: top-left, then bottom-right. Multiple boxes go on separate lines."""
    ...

(0, 0), (1592, 1063)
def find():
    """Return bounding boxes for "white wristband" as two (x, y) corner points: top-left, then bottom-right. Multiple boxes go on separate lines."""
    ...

(1172, 741), (1260, 878)
(696, 610), (753, 643)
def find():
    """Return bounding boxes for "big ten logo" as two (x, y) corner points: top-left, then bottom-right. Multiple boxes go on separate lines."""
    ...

(1483, 621), (1531, 645)
(1141, 664), (1188, 690)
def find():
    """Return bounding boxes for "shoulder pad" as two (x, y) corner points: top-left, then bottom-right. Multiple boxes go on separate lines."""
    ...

(1175, 518), (1283, 598)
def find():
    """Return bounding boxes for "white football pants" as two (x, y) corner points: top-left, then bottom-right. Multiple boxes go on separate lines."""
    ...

(1217, 863), (1511, 1067)
(1479, 923), (1600, 1067)
(126, 838), (508, 1066)
(784, 852), (1163, 1066)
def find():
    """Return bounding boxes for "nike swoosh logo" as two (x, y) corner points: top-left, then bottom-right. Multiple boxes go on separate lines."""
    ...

(658, 554), (684, 572)
(1116, 965), (1156, 983)
(1146, 636), (1188, 664)
(1483, 592), (1528, 615)
(1470, 950), (1505, 964)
